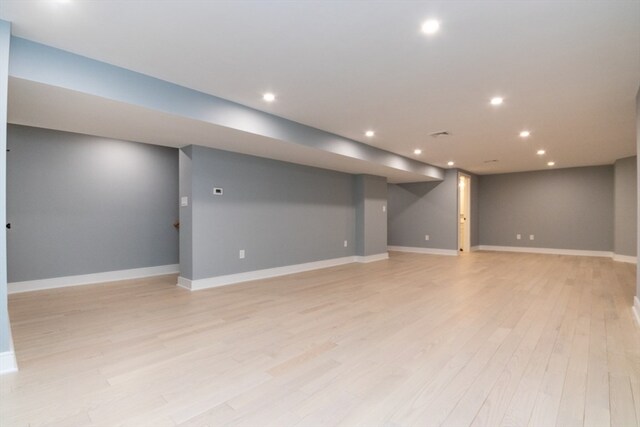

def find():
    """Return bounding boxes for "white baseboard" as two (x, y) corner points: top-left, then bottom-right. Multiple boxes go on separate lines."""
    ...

(355, 253), (389, 263)
(1, 328), (18, 375)
(476, 245), (612, 258)
(633, 297), (640, 327)
(387, 246), (458, 256)
(9, 264), (180, 294)
(178, 256), (359, 291)
(612, 254), (637, 264)
(0, 351), (18, 375)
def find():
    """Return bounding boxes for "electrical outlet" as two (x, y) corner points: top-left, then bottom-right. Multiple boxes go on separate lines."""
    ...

(425, 235), (430, 241)
(344, 240), (348, 247)
(516, 234), (521, 240)
(529, 234), (535, 240)
(239, 249), (245, 259)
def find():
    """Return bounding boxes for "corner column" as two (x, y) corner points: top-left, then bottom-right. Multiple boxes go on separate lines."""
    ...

(0, 20), (18, 374)
(355, 175), (388, 262)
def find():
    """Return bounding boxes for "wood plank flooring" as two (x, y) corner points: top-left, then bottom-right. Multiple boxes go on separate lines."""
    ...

(2, 251), (639, 427)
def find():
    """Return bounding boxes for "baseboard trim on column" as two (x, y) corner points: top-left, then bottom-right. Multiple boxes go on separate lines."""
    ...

(612, 254), (637, 264)
(387, 246), (458, 256)
(355, 253), (389, 263)
(177, 256), (357, 291)
(0, 350), (18, 375)
(0, 329), (18, 375)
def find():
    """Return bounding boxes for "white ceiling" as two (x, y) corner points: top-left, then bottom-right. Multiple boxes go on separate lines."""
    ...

(2, 0), (639, 174)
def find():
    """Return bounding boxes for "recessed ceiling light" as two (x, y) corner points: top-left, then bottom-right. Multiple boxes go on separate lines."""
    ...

(414, 149), (422, 155)
(490, 97), (504, 106)
(262, 93), (276, 102)
(547, 161), (555, 166)
(537, 149), (546, 155)
(421, 19), (440, 35)
(447, 161), (455, 166)
(365, 130), (375, 138)
(520, 130), (531, 138)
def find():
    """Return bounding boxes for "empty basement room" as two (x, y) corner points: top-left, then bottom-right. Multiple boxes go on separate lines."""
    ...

(0, 1), (639, 426)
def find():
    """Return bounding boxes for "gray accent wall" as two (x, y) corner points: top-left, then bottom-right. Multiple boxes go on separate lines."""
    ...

(614, 156), (637, 257)
(355, 175), (388, 256)
(0, 20), (11, 353)
(6, 125), (179, 282)
(182, 145), (356, 281)
(479, 166), (614, 251)
(387, 169), (459, 250)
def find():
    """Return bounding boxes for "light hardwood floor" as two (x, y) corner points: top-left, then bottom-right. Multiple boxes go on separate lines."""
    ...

(2, 251), (639, 427)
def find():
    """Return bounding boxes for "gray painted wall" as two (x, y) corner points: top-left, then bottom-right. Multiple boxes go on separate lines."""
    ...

(355, 175), (388, 256)
(479, 166), (614, 251)
(387, 169), (459, 250)
(0, 20), (11, 353)
(184, 145), (356, 280)
(614, 156), (637, 257)
(6, 125), (179, 282)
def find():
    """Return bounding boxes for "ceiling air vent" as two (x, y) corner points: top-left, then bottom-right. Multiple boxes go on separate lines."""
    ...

(430, 131), (450, 138)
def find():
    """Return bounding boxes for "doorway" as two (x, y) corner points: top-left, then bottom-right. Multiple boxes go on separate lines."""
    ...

(458, 173), (471, 253)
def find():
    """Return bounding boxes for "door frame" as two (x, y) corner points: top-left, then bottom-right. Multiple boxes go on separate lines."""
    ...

(458, 172), (471, 252)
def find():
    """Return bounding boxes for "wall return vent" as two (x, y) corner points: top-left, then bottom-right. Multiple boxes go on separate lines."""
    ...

(430, 131), (450, 138)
